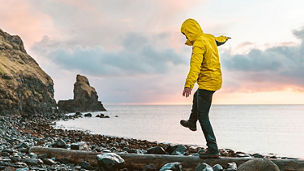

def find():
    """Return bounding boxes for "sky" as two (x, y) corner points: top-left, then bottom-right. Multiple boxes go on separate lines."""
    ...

(1, 0), (304, 105)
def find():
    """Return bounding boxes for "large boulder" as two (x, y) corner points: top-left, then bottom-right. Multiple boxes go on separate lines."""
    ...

(0, 29), (56, 115)
(58, 74), (106, 112)
(237, 159), (280, 171)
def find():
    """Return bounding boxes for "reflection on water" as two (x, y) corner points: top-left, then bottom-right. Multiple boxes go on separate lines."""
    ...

(56, 105), (304, 158)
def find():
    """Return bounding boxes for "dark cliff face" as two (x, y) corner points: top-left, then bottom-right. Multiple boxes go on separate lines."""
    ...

(0, 29), (56, 115)
(58, 74), (106, 113)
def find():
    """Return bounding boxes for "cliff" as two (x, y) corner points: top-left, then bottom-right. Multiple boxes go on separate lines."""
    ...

(0, 29), (56, 115)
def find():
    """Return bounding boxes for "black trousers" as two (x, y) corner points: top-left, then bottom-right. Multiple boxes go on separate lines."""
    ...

(188, 89), (218, 153)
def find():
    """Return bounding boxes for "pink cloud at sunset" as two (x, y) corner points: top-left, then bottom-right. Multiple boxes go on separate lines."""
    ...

(0, 0), (304, 104)
(0, 0), (59, 49)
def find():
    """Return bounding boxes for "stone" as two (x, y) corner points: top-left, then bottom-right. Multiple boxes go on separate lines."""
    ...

(58, 74), (106, 113)
(42, 158), (56, 165)
(84, 113), (92, 117)
(159, 162), (182, 171)
(213, 164), (223, 171)
(96, 113), (110, 118)
(226, 162), (237, 171)
(52, 139), (67, 148)
(22, 158), (43, 166)
(0, 29), (56, 115)
(195, 163), (213, 171)
(16, 168), (29, 171)
(17, 142), (29, 149)
(236, 152), (251, 158)
(147, 146), (166, 154)
(74, 112), (82, 117)
(71, 142), (89, 150)
(80, 161), (93, 170)
(167, 144), (187, 155)
(252, 153), (264, 158)
(237, 159), (280, 171)
(96, 153), (124, 171)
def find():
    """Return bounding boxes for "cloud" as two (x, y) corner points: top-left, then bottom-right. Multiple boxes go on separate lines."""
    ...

(0, 0), (58, 48)
(222, 28), (304, 91)
(27, 0), (201, 51)
(32, 32), (187, 76)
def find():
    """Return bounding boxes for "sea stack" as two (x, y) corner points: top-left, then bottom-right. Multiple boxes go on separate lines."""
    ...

(0, 29), (56, 115)
(58, 74), (106, 113)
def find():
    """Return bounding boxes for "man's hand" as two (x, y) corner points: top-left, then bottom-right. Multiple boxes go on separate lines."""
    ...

(182, 87), (192, 97)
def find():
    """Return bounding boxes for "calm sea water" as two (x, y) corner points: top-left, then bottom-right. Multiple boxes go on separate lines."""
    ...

(55, 105), (304, 158)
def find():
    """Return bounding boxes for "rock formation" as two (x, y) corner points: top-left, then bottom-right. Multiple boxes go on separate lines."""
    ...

(0, 29), (56, 115)
(58, 74), (106, 113)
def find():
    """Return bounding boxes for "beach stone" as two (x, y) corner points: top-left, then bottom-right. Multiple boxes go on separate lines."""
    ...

(252, 153), (264, 158)
(226, 162), (237, 171)
(71, 141), (89, 150)
(16, 168), (29, 171)
(0, 152), (10, 157)
(80, 161), (93, 170)
(22, 158), (43, 166)
(96, 113), (105, 118)
(96, 153), (124, 171)
(37, 154), (48, 159)
(17, 142), (29, 149)
(195, 163), (213, 171)
(10, 155), (21, 162)
(237, 159), (280, 171)
(42, 158), (56, 165)
(3, 167), (16, 171)
(84, 113), (92, 117)
(75, 112), (82, 117)
(96, 113), (110, 118)
(147, 146), (166, 154)
(171, 145), (187, 155)
(52, 139), (67, 148)
(213, 164), (223, 171)
(2, 149), (15, 154)
(18, 148), (29, 153)
(236, 152), (251, 158)
(159, 162), (182, 171)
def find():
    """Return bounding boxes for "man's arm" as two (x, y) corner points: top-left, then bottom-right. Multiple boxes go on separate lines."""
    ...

(215, 36), (231, 46)
(183, 44), (205, 97)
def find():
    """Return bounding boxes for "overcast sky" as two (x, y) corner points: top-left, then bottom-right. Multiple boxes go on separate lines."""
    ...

(1, 0), (304, 104)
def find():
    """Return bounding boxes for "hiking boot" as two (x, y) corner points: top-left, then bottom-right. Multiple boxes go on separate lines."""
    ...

(180, 120), (197, 131)
(198, 149), (220, 159)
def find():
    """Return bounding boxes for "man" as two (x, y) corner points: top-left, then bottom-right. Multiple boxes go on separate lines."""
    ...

(180, 19), (230, 159)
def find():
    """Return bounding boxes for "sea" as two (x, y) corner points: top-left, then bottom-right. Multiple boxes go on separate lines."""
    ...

(55, 104), (304, 158)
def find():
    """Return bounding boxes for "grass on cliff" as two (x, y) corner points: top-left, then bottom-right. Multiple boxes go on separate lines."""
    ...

(0, 65), (5, 75)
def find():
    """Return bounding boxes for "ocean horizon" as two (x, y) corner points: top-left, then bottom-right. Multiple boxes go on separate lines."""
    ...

(55, 104), (304, 158)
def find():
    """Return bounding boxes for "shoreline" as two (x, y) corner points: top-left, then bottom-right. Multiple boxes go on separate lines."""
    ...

(0, 112), (297, 170)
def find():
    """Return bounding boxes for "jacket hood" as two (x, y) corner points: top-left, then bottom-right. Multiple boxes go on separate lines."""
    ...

(181, 19), (203, 46)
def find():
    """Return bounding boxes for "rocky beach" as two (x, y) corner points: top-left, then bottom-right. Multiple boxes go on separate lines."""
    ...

(0, 111), (290, 171)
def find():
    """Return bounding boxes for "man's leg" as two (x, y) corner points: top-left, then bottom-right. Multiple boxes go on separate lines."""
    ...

(180, 90), (198, 131)
(197, 89), (219, 155)
(188, 90), (198, 123)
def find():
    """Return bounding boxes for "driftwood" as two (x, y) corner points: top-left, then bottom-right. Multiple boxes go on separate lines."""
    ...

(30, 146), (304, 171)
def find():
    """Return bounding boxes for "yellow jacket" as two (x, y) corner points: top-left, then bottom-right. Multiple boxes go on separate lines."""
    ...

(181, 19), (229, 91)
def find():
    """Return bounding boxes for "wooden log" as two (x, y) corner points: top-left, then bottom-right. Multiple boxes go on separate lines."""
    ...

(30, 146), (304, 171)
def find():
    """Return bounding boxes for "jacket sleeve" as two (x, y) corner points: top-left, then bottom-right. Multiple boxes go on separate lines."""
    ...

(215, 36), (228, 46)
(184, 44), (206, 89)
